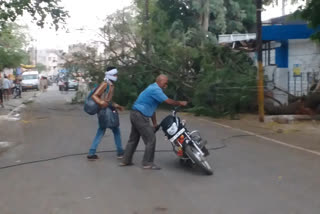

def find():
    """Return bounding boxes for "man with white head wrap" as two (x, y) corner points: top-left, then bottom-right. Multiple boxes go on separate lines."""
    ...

(87, 66), (125, 160)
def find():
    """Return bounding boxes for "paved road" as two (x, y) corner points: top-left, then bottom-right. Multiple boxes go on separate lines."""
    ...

(0, 89), (38, 116)
(0, 86), (320, 214)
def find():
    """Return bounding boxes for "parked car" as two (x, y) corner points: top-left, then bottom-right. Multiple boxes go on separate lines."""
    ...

(67, 79), (79, 91)
(21, 71), (40, 91)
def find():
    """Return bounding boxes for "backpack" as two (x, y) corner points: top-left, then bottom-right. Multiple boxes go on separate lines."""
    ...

(84, 84), (109, 115)
(98, 105), (120, 129)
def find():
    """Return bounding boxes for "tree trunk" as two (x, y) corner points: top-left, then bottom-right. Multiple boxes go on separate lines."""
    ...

(198, 0), (210, 32)
(145, 0), (150, 56)
(145, 0), (149, 21)
(202, 0), (209, 32)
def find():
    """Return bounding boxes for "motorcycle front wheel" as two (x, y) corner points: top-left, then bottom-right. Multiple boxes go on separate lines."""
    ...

(185, 145), (213, 175)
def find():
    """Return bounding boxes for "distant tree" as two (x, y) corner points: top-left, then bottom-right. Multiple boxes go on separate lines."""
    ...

(234, 0), (256, 32)
(66, 1), (258, 116)
(0, 0), (69, 30)
(299, 0), (320, 41)
(0, 24), (29, 70)
(36, 63), (47, 73)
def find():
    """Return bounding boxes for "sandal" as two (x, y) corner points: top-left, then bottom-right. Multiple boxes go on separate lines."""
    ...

(119, 162), (134, 167)
(142, 164), (161, 170)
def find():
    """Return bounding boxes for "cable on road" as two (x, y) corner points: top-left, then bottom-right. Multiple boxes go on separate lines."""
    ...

(0, 133), (266, 170)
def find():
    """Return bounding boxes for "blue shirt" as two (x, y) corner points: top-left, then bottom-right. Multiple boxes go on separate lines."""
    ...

(132, 83), (168, 117)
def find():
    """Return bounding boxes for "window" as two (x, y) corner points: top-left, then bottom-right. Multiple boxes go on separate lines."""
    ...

(22, 75), (38, 80)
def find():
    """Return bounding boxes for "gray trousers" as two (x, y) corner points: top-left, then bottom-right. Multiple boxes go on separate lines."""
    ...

(123, 110), (156, 166)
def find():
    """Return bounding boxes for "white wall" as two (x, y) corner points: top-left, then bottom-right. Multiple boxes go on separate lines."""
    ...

(288, 39), (320, 96)
(36, 49), (63, 76)
(265, 66), (289, 105)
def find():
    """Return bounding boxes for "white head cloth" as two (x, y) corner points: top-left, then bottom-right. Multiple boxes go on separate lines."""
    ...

(104, 68), (118, 82)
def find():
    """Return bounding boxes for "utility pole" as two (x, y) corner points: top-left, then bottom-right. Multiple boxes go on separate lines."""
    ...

(256, 0), (264, 122)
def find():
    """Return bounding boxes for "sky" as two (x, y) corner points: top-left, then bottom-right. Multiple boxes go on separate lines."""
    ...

(19, 0), (133, 51)
(262, 0), (306, 21)
(19, 0), (306, 52)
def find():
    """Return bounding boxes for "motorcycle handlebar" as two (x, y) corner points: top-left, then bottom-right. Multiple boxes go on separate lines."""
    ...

(172, 106), (181, 116)
(174, 106), (180, 111)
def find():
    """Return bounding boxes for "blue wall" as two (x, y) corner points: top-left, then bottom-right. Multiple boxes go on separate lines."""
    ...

(262, 24), (319, 41)
(275, 41), (288, 68)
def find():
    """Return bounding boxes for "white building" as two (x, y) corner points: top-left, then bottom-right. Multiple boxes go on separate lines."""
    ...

(36, 49), (65, 77)
(218, 15), (320, 105)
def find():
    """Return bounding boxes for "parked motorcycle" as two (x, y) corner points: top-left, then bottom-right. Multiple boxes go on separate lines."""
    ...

(12, 83), (22, 99)
(155, 108), (213, 175)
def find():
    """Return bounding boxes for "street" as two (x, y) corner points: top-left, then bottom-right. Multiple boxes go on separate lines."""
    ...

(0, 86), (320, 214)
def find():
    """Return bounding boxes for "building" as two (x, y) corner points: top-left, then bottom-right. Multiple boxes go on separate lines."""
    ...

(218, 15), (320, 105)
(36, 49), (65, 77)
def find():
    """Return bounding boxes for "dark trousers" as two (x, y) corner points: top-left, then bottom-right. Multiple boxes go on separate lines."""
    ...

(123, 110), (156, 166)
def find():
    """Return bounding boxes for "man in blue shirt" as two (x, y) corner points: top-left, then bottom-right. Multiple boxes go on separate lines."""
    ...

(120, 74), (187, 170)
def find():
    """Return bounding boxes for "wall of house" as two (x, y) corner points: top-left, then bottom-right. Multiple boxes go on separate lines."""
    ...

(46, 53), (59, 76)
(37, 49), (62, 77)
(265, 66), (289, 105)
(288, 39), (320, 96)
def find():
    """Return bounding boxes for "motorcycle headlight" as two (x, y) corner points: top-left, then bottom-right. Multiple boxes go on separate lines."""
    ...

(166, 123), (178, 135)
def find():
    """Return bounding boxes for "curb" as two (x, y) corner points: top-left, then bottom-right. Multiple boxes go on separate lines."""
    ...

(199, 118), (320, 157)
(6, 93), (39, 118)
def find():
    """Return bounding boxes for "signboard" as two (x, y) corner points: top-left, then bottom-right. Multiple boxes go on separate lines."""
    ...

(293, 64), (301, 77)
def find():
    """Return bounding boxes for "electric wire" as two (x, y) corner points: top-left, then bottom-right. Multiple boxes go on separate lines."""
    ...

(0, 134), (259, 170)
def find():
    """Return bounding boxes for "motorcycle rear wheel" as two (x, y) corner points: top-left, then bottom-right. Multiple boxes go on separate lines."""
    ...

(185, 145), (213, 175)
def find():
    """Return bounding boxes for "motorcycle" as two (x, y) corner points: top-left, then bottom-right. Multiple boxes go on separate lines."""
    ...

(155, 108), (213, 175)
(12, 84), (22, 99)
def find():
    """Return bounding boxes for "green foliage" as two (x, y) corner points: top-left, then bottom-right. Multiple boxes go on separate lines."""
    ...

(299, 0), (320, 42)
(224, 0), (246, 33)
(191, 45), (257, 117)
(0, 23), (29, 70)
(234, 0), (256, 32)
(156, 0), (198, 31)
(65, 1), (258, 117)
(0, 0), (68, 30)
(209, 0), (227, 34)
(36, 63), (46, 72)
